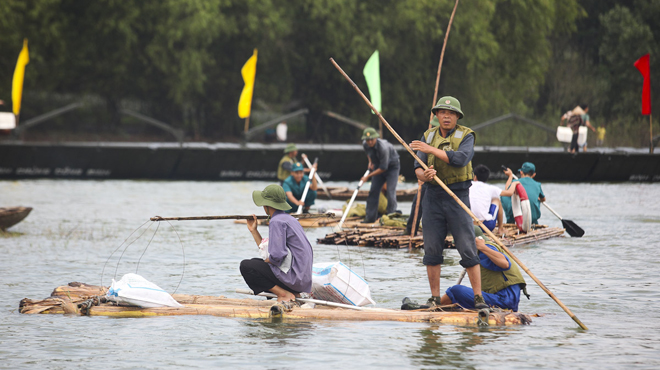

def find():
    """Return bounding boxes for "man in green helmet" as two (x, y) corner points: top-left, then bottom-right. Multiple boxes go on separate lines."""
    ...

(360, 127), (400, 223)
(409, 96), (487, 309)
(277, 143), (309, 184)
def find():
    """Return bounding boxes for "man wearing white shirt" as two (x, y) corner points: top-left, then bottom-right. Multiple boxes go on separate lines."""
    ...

(469, 165), (514, 234)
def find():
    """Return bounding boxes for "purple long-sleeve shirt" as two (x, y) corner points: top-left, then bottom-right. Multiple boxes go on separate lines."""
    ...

(267, 211), (314, 292)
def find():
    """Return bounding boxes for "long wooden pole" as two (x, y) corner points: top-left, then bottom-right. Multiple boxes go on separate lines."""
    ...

(409, 0), (460, 247)
(428, 0), (460, 129)
(150, 213), (334, 222)
(330, 57), (588, 330)
(651, 114), (654, 154)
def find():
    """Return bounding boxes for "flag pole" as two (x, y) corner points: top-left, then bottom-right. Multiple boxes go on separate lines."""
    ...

(651, 114), (654, 154)
(244, 116), (250, 133)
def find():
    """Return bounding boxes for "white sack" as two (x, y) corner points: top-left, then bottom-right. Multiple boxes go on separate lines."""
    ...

(106, 273), (182, 308)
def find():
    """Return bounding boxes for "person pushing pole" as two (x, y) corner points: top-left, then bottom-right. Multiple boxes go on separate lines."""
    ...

(329, 57), (588, 330)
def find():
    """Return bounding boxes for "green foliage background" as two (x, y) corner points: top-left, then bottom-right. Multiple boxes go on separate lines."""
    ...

(0, 0), (657, 147)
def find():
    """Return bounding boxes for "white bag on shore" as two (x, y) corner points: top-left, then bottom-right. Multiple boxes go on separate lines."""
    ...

(106, 273), (182, 308)
(311, 262), (375, 306)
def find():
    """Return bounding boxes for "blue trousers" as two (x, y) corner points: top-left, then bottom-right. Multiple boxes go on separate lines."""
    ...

(285, 190), (317, 212)
(445, 284), (522, 312)
(365, 163), (400, 222)
(421, 187), (479, 268)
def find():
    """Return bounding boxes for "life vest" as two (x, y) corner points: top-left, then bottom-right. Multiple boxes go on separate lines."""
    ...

(423, 124), (475, 186)
(511, 182), (532, 233)
(277, 155), (295, 181)
(480, 242), (528, 297)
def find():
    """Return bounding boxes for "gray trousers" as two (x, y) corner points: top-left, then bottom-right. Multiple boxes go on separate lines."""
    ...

(365, 162), (400, 222)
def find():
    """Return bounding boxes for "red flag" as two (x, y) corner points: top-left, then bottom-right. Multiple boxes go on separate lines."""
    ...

(634, 54), (652, 115)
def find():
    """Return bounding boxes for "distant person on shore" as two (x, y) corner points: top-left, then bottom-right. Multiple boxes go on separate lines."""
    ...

(439, 226), (529, 311)
(501, 162), (545, 225)
(282, 161), (317, 213)
(560, 105), (596, 153)
(277, 143), (308, 184)
(596, 124), (606, 147)
(360, 127), (400, 223)
(469, 164), (515, 235)
(241, 184), (313, 303)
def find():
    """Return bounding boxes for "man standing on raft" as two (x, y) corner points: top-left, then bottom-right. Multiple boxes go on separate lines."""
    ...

(409, 96), (488, 309)
(240, 184), (313, 302)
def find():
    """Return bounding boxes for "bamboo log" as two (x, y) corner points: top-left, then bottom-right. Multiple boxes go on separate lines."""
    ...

(20, 283), (535, 325)
(151, 213), (335, 222)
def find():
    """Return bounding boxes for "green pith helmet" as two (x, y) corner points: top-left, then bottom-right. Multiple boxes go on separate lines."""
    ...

(431, 96), (464, 119)
(284, 143), (298, 153)
(430, 116), (440, 127)
(361, 127), (380, 140)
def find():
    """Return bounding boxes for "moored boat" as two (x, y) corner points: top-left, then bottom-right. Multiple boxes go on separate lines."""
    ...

(19, 282), (536, 326)
(0, 206), (32, 231)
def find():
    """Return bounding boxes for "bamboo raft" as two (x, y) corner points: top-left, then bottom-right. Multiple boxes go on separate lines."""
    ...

(317, 186), (418, 201)
(317, 224), (565, 248)
(19, 282), (535, 326)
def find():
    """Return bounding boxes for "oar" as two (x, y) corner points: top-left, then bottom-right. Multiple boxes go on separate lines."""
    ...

(235, 288), (389, 312)
(331, 58), (588, 330)
(297, 157), (318, 214)
(335, 168), (370, 231)
(150, 213), (334, 222)
(501, 165), (584, 237)
(302, 154), (332, 199)
(542, 202), (585, 237)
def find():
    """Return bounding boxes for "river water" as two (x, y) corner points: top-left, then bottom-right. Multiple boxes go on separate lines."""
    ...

(1, 179), (659, 369)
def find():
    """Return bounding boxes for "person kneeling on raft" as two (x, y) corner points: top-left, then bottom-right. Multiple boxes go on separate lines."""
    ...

(440, 226), (530, 311)
(282, 161), (318, 213)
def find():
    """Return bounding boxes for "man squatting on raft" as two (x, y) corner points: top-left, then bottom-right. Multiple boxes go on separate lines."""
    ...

(240, 184), (313, 302)
(409, 96), (488, 309)
(360, 127), (400, 223)
(440, 226), (529, 311)
(282, 161), (317, 213)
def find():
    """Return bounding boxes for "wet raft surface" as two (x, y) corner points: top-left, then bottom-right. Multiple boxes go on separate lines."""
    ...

(317, 224), (565, 248)
(20, 282), (535, 326)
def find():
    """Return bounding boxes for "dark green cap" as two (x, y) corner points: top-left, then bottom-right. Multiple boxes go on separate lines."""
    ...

(284, 143), (298, 153)
(361, 127), (380, 140)
(431, 96), (464, 119)
(252, 184), (292, 211)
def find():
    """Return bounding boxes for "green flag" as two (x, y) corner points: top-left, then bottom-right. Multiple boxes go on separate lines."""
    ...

(363, 50), (381, 114)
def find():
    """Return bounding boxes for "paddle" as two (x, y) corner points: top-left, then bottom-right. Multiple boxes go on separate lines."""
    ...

(302, 154), (332, 199)
(297, 157), (318, 214)
(501, 165), (585, 237)
(331, 58), (588, 330)
(335, 168), (370, 231)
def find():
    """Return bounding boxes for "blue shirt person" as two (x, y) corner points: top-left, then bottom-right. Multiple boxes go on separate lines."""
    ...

(282, 161), (317, 213)
(501, 162), (546, 224)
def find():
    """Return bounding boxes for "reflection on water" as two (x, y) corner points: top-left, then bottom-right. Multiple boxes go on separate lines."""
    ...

(2, 180), (660, 369)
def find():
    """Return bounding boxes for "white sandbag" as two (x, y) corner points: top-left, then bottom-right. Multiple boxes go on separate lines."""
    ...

(106, 273), (182, 308)
(311, 262), (376, 306)
(556, 126), (572, 143)
(577, 126), (588, 146)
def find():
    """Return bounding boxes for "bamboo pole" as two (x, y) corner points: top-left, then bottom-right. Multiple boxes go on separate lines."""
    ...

(244, 116), (250, 133)
(428, 0), (460, 129)
(329, 57), (588, 330)
(150, 213), (334, 222)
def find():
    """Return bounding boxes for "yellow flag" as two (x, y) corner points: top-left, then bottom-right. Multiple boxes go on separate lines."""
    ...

(238, 49), (258, 118)
(12, 39), (30, 116)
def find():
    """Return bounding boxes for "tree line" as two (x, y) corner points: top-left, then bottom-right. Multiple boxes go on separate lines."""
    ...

(0, 0), (657, 147)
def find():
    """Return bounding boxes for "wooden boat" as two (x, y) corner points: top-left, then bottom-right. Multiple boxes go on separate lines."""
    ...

(0, 206), (32, 231)
(19, 282), (536, 326)
(317, 186), (418, 201)
(317, 224), (565, 249)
